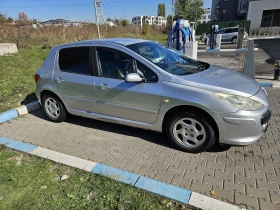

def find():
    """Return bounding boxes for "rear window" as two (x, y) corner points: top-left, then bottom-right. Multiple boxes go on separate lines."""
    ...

(59, 47), (90, 75)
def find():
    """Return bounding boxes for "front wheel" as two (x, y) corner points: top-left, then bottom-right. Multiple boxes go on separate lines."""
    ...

(166, 112), (216, 153)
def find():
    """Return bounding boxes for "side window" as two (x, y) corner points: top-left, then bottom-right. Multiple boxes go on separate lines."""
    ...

(136, 61), (158, 83)
(232, 28), (238, 32)
(218, 29), (224, 34)
(224, 28), (233, 33)
(97, 48), (135, 79)
(59, 47), (90, 75)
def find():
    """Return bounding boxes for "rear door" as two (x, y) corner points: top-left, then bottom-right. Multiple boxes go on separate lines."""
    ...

(222, 28), (233, 42)
(232, 27), (239, 39)
(53, 46), (99, 113)
(95, 47), (162, 124)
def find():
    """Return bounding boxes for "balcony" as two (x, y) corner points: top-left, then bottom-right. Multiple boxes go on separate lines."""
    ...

(239, 9), (247, 15)
(238, 3), (248, 15)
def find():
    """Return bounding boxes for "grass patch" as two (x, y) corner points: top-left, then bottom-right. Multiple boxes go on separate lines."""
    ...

(0, 148), (198, 210)
(0, 46), (50, 112)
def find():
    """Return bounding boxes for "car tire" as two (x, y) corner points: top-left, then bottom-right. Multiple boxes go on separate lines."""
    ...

(231, 37), (237, 44)
(42, 94), (67, 122)
(166, 112), (216, 153)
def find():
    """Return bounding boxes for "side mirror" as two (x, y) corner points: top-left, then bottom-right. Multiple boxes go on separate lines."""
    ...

(125, 73), (143, 83)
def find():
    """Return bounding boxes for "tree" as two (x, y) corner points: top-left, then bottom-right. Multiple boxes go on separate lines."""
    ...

(106, 18), (112, 22)
(175, 0), (204, 25)
(18, 12), (28, 23)
(121, 19), (130, 26)
(157, 3), (166, 18)
(0, 13), (5, 24)
(7, 17), (14, 22)
(167, 14), (173, 29)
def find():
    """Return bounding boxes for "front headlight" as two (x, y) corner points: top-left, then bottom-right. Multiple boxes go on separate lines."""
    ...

(214, 93), (264, 111)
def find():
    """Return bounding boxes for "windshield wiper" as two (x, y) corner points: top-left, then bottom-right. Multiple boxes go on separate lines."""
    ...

(191, 65), (206, 74)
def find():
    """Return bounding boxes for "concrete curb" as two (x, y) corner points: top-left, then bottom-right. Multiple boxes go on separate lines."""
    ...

(198, 48), (258, 53)
(256, 79), (280, 88)
(251, 36), (280, 40)
(259, 82), (273, 87)
(0, 101), (41, 123)
(15, 101), (41, 115)
(0, 136), (242, 210)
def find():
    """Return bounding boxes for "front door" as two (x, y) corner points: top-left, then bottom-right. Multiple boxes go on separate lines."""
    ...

(53, 46), (99, 113)
(95, 47), (162, 124)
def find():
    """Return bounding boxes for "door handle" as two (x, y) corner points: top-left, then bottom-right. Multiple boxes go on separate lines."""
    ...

(99, 83), (110, 90)
(57, 77), (64, 83)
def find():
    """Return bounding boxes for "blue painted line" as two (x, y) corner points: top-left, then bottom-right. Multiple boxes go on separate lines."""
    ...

(0, 109), (18, 124)
(205, 49), (220, 53)
(259, 82), (273, 87)
(0, 137), (37, 153)
(91, 164), (139, 185)
(0, 137), (11, 144)
(135, 176), (192, 204)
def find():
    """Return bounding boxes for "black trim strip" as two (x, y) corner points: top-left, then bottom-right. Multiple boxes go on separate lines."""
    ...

(261, 110), (271, 125)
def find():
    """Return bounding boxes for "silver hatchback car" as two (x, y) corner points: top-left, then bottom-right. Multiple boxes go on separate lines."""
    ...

(35, 38), (271, 153)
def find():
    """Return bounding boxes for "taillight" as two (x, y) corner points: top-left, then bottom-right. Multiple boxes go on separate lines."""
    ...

(34, 74), (40, 83)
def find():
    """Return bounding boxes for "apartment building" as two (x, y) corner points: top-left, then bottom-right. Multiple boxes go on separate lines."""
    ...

(199, 8), (211, 24)
(212, 0), (240, 21)
(132, 16), (167, 28)
(247, 0), (280, 28)
(211, 0), (280, 29)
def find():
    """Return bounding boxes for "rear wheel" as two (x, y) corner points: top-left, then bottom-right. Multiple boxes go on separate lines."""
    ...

(166, 112), (216, 153)
(231, 37), (237, 44)
(42, 94), (67, 122)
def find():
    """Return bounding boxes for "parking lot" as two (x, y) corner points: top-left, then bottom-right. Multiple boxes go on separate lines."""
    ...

(0, 88), (279, 210)
(198, 39), (280, 78)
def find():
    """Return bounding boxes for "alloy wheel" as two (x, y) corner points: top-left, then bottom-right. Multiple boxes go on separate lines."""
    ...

(44, 97), (60, 119)
(172, 118), (206, 148)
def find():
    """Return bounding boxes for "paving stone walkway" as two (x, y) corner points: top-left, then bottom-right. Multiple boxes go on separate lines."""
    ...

(0, 88), (279, 210)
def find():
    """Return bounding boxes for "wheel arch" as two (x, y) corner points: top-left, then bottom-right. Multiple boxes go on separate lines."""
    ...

(162, 105), (219, 140)
(231, 36), (237, 42)
(40, 90), (68, 112)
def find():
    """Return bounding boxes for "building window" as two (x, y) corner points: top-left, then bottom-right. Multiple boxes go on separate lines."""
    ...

(208, 15), (211, 19)
(222, 9), (227, 14)
(261, 9), (280, 27)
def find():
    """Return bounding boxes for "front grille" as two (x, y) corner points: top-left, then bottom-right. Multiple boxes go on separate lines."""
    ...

(261, 110), (271, 125)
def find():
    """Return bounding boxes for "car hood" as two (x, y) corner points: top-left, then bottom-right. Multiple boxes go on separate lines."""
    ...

(172, 65), (260, 97)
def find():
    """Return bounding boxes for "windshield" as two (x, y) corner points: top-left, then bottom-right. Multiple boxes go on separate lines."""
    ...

(126, 41), (209, 75)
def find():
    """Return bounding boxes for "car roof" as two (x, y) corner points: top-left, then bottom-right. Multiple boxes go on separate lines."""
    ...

(221, 27), (238, 29)
(58, 38), (151, 48)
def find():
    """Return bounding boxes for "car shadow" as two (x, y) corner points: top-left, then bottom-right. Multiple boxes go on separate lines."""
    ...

(31, 109), (231, 154)
(20, 92), (37, 105)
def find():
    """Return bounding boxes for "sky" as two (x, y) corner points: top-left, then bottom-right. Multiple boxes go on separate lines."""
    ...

(0, 0), (212, 22)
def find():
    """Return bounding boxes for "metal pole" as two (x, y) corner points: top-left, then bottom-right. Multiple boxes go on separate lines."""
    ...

(244, 39), (255, 79)
(172, 0), (176, 24)
(94, 0), (101, 39)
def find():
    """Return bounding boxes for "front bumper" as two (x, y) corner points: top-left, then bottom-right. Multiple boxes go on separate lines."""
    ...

(213, 108), (271, 146)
